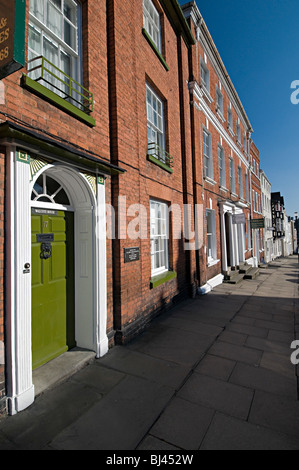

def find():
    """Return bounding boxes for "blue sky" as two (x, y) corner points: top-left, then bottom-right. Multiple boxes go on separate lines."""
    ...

(179, 0), (298, 217)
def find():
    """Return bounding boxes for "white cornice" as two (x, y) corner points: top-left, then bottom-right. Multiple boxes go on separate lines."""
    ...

(189, 80), (250, 169)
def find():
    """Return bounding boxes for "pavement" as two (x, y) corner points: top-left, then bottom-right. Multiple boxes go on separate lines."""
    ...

(0, 256), (298, 450)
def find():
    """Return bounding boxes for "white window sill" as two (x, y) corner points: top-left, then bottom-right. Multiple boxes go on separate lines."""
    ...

(219, 185), (228, 192)
(204, 176), (216, 185)
(231, 192), (238, 198)
(208, 258), (220, 267)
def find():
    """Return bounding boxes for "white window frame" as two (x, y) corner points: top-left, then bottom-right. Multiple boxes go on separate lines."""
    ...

(227, 107), (233, 134)
(143, 0), (162, 53)
(243, 133), (247, 153)
(245, 173), (249, 202)
(146, 83), (165, 155)
(28, 0), (82, 98)
(229, 157), (235, 194)
(206, 209), (217, 263)
(150, 199), (169, 277)
(236, 124), (241, 144)
(203, 127), (213, 180)
(200, 59), (210, 94)
(238, 166), (243, 199)
(218, 145), (226, 188)
(216, 87), (223, 116)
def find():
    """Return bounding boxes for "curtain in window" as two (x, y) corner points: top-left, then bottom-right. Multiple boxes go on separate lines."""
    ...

(30, 0), (44, 22)
(47, 1), (63, 39)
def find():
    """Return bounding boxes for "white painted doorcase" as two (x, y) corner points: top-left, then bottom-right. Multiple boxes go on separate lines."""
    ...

(5, 147), (108, 415)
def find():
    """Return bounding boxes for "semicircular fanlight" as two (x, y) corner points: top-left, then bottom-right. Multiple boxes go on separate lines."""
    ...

(31, 174), (70, 206)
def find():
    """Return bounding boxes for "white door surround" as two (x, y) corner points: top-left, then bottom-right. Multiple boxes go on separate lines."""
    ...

(220, 201), (246, 273)
(5, 147), (108, 415)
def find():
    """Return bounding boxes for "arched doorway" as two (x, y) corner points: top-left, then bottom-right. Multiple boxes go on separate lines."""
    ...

(30, 164), (103, 360)
(5, 150), (109, 415)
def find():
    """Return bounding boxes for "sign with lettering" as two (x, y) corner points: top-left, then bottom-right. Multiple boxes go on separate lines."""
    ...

(124, 247), (140, 263)
(232, 214), (246, 225)
(32, 208), (58, 216)
(250, 218), (265, 229)
(0, 0), (26, 80)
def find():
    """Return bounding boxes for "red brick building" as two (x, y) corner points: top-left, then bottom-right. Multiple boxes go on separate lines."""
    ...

(106, 0), (196, 344)
(182, 2), (257, 291)
(249, 140), (263, 265)
(0, 0), (124, 415)
(0, 0), (196, 415)
(0, 0), (263, 415)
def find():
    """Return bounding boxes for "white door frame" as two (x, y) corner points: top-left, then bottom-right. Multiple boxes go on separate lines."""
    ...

(5, 147), (108, 415)
(220, 202), (245, 271)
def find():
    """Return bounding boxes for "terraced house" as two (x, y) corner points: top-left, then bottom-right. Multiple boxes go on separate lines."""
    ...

(0, 0), (263, 416)
(181, 1), (260, 290)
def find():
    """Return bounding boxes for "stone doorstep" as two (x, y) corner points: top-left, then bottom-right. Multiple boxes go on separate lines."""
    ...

(32, 348), (96, 397)
(244, 267), (260, 280)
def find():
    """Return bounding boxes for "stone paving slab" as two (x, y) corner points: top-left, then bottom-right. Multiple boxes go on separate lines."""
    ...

(200, 412), (299, 450)
(127, 327), (214, 367)
(260, 351), (295, 380)
(226, 322), (269, 339)
(149, 397), (214, 450)
(0, 380), (104, 450)
(249, 390), (299, 438)
(177, 373), (254, 420)
(50, 375), (174, 450)
(245, 336), (292, 356)
(229, 363), (296, 399)
(267, 329), (295, 344)
(209, 341), (263, 366)
(137, 435), (181, 450)
(97, 346), (189, 390)
(194, 355), (236, 381)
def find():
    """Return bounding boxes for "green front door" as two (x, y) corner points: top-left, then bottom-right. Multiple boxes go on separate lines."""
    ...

(31, 209), (75, 370)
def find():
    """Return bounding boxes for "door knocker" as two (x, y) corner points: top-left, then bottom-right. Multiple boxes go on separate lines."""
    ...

(40, 242), (52, 260)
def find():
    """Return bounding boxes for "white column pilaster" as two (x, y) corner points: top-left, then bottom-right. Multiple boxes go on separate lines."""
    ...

(96, 178), (108, 358)
(6, 148), (34, 415)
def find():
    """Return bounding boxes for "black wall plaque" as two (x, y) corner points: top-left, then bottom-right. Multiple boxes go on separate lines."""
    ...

(36, 233), (54, 243)
(124, 247), (140, 263)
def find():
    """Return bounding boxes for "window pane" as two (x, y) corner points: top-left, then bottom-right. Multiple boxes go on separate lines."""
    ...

(46, 176), (60, 195)
(29, 24), (41, 55)
(143, 0), (161, 52)
(55, 188), (70, 205)
(29, 0), (44, 22)
(47, 2), (63, 39)
(150, 201), (168, 274)
(64, 0), (77, 25)
(60, 49), (71, 77)
(43, 37), (59, 90)
(64, 20), (77, 50)
(51, 0), (62, 9)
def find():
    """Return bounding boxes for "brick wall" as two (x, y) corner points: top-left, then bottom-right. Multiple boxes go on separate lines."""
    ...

(107, 0), (195, 343)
